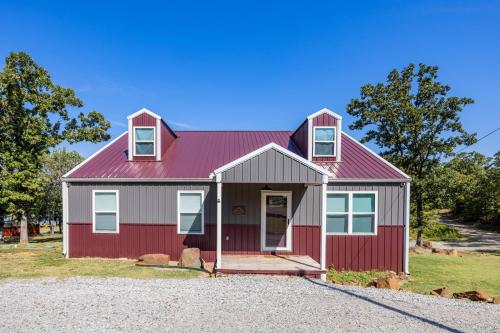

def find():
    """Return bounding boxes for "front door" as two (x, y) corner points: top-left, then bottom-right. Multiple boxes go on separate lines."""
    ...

(261, 192), (292, 251)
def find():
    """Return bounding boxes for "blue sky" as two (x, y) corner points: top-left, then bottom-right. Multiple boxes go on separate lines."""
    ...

(1, 1), (499, 157)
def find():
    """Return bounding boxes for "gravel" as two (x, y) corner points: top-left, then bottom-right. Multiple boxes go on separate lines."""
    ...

(1, 276), (499, 333)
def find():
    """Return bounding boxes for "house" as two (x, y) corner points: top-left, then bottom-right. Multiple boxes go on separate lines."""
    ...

(62, 107), (411, 279)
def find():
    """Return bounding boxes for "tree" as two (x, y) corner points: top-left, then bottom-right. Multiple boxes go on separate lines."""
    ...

(346, 63), (476, 245)
(0, 52), (110, 243)
(39, 149), (84, 234)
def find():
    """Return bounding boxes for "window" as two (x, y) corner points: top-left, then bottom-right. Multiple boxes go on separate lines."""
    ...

(313, 127), (335, 156)
(93, 190), (119, 233)
(134, 127), (155, 156)
(177, 191), (204, 235)
(326, 191), (377, 235)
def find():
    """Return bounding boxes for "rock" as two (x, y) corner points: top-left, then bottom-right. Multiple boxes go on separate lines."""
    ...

(397, 272), (408, 280)
(375, 277), (400, 290)
(430, 287), (451, 298)
(492, 296), (500, 304)
(422, 241), (432, 249)
(410, 246), (426, 254)
(137, 253), (170, 266)
(178, 248), (202, 269)
(446, 249), (459, 257)
(453, 290), (491, 302)
(431, 248), (446, 254)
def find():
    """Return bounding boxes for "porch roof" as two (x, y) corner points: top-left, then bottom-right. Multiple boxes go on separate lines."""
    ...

(212, 143), (331, 184)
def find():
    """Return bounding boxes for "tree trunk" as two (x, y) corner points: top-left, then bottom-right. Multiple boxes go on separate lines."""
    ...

(19, 212), (29, 244)
(58, 217), (63, 234)
(415, 192), (424, 246)
(0, 219), (4, 243)
(49, 210), (54, 235)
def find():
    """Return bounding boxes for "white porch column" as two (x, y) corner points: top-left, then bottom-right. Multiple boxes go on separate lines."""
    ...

(216, 174), (222, 269)
(62, 181), (69, 258)
(320, 175), (328, 281)
(404, 182), (411, 274)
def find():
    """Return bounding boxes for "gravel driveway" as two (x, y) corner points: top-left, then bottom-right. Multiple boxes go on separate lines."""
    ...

(1, 276), (498, 333)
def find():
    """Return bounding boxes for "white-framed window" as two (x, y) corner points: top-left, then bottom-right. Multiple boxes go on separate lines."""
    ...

(177, 190), (205, 235)
(92, 190), (119, 233)
(326, 191), (377, 235)
(133, 126), (155, 156)
(313, 126), (336, 157)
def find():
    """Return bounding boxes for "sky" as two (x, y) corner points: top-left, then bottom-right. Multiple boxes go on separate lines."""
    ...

(1, 0), (499, 157)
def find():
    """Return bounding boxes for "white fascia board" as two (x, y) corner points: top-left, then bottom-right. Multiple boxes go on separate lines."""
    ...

(63, 131), (128, 178)
(127, 108), (161, 120)
(328, 178), (410, 183)
(63, 177), (214, 182)
(307, 108), (343, 120)
(212, 142), (332, 177)
(341, 131), (411, 180)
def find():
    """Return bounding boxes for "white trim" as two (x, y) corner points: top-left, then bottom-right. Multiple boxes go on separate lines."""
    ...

(156, 118), (161, 161)
(320, 182), (327, 271)
(177, 190), (205, 235)
(63, 132), (128, 178)
(307, 108), (343, 120)
(128, 119), (133, 160)
(64, 178), (213, 182)
(325, 190), (378, 236)
(62, 181), (69, 258)
(133, 126), (156, 157)
(329, 178), (410, 183)
(92, 190), (120, 234)
(260, 191), (293, 252)
(404, 182), (411, 274)
(216, 181), (222, 268)
(337, 118), (342, 161)
(213, 143), (332, 177)
(341, 132), (411, 179)
(127, 108), (161, 120)
(307, 118), (313, 160)
(313, 126), (336, 157)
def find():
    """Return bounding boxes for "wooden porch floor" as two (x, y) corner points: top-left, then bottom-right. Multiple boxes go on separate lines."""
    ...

(217, 255), (324, 277)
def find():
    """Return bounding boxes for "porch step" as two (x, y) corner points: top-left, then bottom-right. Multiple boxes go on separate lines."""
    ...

(216, 268), (326, 278)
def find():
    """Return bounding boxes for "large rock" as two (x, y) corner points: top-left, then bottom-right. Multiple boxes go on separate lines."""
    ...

(410, 246), (426, 254)
(446, 249), (459, 257)
(430, 287), (451, 298)
(432, 248), (446, 254)
(422, 241), (432, 249)
(178, 248), (202, 269)
(453, 290), (491, 302)
(492, 296), (500, 305)
(375, 277), (400, 290)
(137, 253), (170, 266)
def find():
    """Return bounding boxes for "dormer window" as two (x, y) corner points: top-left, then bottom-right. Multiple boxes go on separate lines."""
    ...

(313, 126), (336, 157)
(134, 127), (155, 156)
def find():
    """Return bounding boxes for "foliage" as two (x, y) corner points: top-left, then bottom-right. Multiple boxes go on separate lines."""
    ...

(326, 267), (389, 285)
(433, 152), (500, 227)
(407, 252), (500, 295)
(0, 52), (110, 242)
(409, 210), (465, 241)
(0, 234), (201, 280)
(346, 63), (476, 245)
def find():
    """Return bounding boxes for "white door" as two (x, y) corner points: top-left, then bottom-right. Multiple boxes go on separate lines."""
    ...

(261, 191), (292, 251)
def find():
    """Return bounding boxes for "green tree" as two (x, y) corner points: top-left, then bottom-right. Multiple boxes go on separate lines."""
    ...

(39, 149), (84, 234)
(0, 52), (110, 243)
(346, 63), (476, 245)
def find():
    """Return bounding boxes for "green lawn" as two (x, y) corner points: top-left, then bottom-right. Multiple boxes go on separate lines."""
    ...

(407, 252), (500, 296)
(0, 234), (202, 280)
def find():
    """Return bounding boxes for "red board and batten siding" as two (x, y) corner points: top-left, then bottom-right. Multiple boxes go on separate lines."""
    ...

(312, 112), (339, 163)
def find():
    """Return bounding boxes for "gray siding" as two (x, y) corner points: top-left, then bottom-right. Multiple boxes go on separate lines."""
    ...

(327, 183), (405, 226)
(222, 183), (321, 226)
(220, 148), (324, 183)
(68, 183), (216, 224)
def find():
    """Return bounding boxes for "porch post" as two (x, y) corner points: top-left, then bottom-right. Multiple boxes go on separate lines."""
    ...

(216, 174), (222, 269)
(320, 175), (328, 281)
(62, 181), (69, 258)
(403, 182), (411, 274)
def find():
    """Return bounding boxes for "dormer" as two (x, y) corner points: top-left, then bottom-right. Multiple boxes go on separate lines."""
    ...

(291, 108), (342, 162)
(127, 108), (177, 161)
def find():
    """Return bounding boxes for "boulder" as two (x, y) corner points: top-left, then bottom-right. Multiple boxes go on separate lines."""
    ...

(137, 253), (170, 266)
(398, 272), (409, 280)
(446, 249), (459, 257)
(410, 246), (426, 254)
(430, 287), (451, 298)
(453, 290), (491, 302)
(375, 277), (400, 290)
(178, 248), (202, 269)
(432, 248), (447, 254)
(422, 241), (432, 248)
(492, 296), (500, 305)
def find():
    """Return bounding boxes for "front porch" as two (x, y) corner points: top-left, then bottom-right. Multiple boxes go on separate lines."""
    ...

(216, 254), (324, 278)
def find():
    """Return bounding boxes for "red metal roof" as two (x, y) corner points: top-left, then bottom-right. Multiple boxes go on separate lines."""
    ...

(66, 131), (407, 180)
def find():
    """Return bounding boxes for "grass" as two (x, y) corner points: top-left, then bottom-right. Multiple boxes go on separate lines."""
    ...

(326, 268), (389, 285)
(0, 234), (202, 280)
(406, 251), (500, 296)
